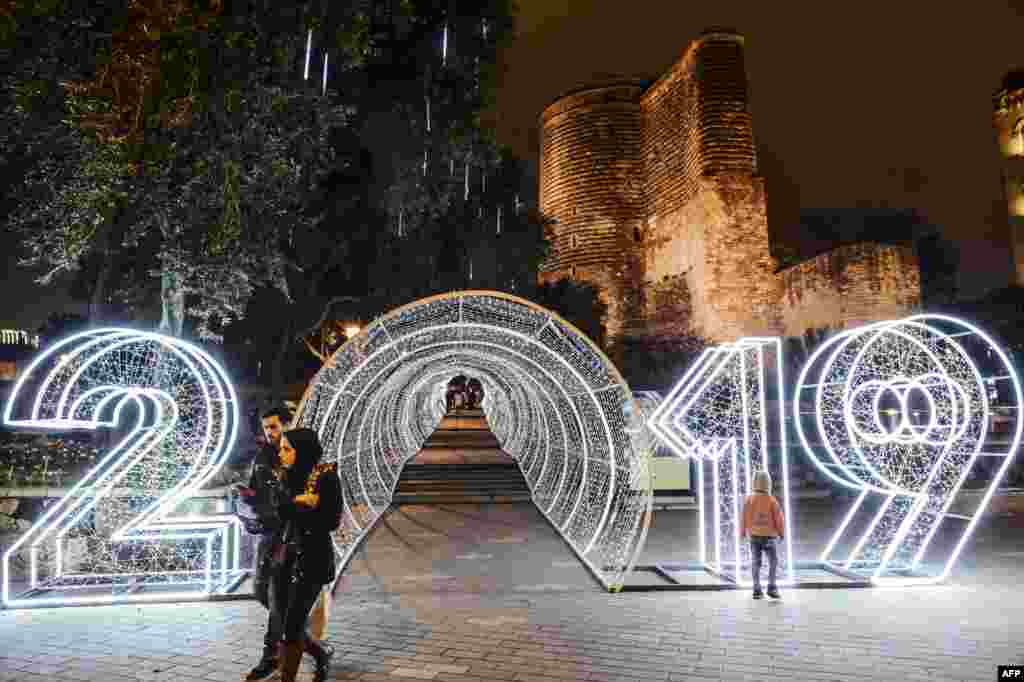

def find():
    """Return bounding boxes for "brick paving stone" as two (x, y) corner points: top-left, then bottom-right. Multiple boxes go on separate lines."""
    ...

(390, 669), (438, 679)
(3, 504), (1024, 682)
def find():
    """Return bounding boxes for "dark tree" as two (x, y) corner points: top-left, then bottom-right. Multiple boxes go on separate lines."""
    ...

(531, 278), (608, 349)
(37, 312), (89, 346)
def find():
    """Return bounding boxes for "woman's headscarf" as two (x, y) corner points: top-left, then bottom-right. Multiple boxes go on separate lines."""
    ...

(282, 427), (324, 495)
(752, 470), (772, 494)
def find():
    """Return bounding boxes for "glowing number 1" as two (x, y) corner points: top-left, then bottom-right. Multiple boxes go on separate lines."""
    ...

(648, 337), (795, 586)
(794, 315), (1023, 584)
(2, 329), (242, 607)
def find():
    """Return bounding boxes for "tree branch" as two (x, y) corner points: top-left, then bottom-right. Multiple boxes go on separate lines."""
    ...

(295, 295), (362, 340)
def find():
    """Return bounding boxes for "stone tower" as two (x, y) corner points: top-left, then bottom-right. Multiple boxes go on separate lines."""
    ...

(538, 81), (646, 341)
(539, 28), (921, 350)
(994, 70), (1024, 285)
(538, 29), (781, 344)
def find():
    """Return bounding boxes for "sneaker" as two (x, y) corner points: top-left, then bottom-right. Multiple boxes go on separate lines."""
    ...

(752, 589), (764, 599)
(767, 587), (780, 599)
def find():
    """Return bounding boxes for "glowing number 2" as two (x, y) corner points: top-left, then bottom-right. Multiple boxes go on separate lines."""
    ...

(794, 315), (1023, 584)
(2, 329), (242, 607)
(648, 337), (795, 586)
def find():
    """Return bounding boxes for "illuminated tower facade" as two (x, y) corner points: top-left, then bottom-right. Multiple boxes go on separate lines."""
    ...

(539, 29), (780, 343)
(994, 70), (1024, 285)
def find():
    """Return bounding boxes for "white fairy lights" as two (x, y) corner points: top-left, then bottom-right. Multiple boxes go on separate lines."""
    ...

(2, 328), (241, 608)
(295, 291), (653, 591)
(647, 338), (794, 586)
(648, 315), (1020, 586)
(794, 314), (1022, 583)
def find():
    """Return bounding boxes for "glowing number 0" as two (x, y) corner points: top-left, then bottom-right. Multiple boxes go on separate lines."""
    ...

(794, 315), (1023, 584)
(2, 329), (242, 607)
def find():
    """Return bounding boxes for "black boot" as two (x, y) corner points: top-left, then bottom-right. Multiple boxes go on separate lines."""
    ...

(304, 630), (334, 682)
(245, 643), (279, 681)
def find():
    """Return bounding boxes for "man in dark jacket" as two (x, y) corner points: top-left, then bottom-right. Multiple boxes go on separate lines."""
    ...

(240, 406), (290, 681)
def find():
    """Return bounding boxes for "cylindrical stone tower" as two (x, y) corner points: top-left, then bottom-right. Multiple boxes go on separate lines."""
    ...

(692, 28), (758, 178)
(538, 82), (645, 339)
(994, 70), (1024, 285)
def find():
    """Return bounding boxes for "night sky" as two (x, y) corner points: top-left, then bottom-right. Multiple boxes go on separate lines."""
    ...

(4, 1), (1024, 330)
(493, 0), (1024, 288)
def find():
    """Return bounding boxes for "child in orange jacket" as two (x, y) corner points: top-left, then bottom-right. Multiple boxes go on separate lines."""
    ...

(741, 470), (784, 599)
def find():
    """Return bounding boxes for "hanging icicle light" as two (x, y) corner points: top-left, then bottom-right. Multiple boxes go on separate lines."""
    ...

(398, 208), (405, 237)
(464, 163), (470, 200)
(482, 18), (488, 40)
(482, 171), (486, 194)
(442, 22), (448, 66)
(514, 193), (521, 215)
(322, 51), (329, 95)
(304, 29), (313, 81)
(426, 95), (431, 133)
(423, 148), (429, 177)
(468, 258), (474, 282)
(450, 158), (455, 176)
(496, 205), (502, 234)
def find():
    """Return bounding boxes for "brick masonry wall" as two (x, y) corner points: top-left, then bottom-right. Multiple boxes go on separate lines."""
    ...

(539, 84), (645, 339)
(539, 83), (644, 276)
(993, 84), (1024, 285)
(639, 32), (777, 342)
(777, 243), (921, 337)
(692, 35), (757, 178)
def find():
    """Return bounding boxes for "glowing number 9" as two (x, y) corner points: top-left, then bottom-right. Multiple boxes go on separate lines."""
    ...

(2, 329), (241, 607)
(794, 315), (1023, 584)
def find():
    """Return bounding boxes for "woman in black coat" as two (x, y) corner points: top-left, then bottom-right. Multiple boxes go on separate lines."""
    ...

(273, 427), (343, 682)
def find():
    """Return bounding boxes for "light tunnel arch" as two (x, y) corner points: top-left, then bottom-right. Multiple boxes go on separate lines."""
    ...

(295, 291), (654, 590)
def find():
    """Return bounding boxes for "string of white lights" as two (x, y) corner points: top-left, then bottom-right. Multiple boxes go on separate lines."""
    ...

(295, 291), (652, 591)
(2, 329), (240, 608)
(647, 338), (794, 586)
(793, 314), (1023, 583)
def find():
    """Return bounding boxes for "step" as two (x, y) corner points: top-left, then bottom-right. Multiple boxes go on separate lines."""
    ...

(395, 483), (532, 489)
(395, 489), (531, 498)
(400, 466), (523, 475)
(392, 494), (533, 504)
(398, 470), (526, 478)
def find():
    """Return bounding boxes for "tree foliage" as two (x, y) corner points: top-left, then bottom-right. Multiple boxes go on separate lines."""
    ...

(4, 0), (354, 339)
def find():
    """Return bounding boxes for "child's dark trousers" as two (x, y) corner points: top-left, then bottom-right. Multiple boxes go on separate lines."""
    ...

(750, 536), (778, 590)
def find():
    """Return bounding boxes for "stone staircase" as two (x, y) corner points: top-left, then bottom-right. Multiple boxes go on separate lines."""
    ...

(392, 409), (533, 504)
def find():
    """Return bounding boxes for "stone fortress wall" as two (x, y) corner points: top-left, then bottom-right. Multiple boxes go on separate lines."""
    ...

(777, 243), (921, 338)
(994, 71), (1024, 286)
(539, 28), (921, 343)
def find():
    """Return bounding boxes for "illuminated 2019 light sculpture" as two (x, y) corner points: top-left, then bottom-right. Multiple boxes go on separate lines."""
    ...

(647, 338), (794, 586)
(2, 328), (242, 607)
(296, 291), (653, 591)
(794, 315), (1022, 583)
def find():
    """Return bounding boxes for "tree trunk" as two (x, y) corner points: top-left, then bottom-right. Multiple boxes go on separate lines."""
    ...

(86, 201), (125, 326)
(268, 313), (295, 406)
(158, 269), (185, 337)
(88, 257), (113, 326)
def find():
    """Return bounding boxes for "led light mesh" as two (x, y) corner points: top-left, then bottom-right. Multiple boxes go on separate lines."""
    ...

(296, 291), (653, 590)
(646, 339), (794, 585)
(794, 315), (1023, 580)
(2, 329), (242, 607)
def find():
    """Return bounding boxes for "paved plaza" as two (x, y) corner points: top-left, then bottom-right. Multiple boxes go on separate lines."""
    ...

(1, 500), (1022, 682)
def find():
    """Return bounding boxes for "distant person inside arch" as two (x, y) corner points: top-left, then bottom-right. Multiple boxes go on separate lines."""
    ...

(466, 377), (484, 410)
(447, 375), (468, 412)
